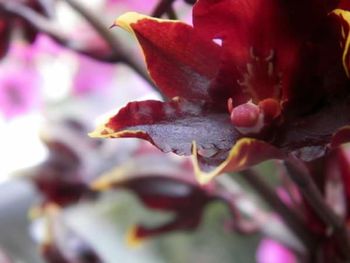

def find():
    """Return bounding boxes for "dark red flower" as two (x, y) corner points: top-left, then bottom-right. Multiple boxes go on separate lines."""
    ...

(91, 153), (242, 241)
(30, 119), (100, 207)
(289, 131), (350, 262)
(31, 140), (96, 207)
(91, 0), (350, 183)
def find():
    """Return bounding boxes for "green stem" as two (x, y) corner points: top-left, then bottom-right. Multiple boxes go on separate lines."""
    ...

(239, 169), (317, 252)
(284, 160), (350, 261)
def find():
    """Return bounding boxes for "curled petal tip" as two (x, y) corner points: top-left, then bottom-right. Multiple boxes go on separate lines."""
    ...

(191, 141), (217, 185)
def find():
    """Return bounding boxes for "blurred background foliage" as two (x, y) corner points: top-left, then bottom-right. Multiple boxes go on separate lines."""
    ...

(0, 1), (285, 262)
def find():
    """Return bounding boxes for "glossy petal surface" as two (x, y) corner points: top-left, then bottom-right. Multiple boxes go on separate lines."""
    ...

(91, 98), (239, 157)
(98, 0), (350, 183)
(116, 13), (221, 101)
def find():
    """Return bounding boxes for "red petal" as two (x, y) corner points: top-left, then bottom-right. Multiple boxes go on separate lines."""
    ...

(130, 213), (202, 240)
(331, 126), (350, 148)
(114, 12), (221, 101)
(193, 0), (302, 101)
(338, 0), (350, 11)
(90, 98), (239, 157)
(193, 0), (337, 110)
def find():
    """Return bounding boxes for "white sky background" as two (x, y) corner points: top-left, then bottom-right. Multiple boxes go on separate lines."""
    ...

(0, 0), (163, 183)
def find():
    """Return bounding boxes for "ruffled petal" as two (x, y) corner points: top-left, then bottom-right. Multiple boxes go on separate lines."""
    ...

(90, 98), (239, 157)
(114, 12), (221, 101)
(192, 138), (284, 184)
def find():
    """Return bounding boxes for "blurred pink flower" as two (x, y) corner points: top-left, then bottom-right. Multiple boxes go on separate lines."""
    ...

(0, 43), (41, 119)
(34, 32), (116, 96)
(256, 239), (297, 263)
(73, 55), (116, 95)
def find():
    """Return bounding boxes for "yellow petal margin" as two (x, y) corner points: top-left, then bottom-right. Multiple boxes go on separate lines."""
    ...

(114, 12), (179, 34)
(89, 123), (153, 148)
(89, 121), (147, 139)
(191, 138), (285, 185)
(331, 9), (350, 77)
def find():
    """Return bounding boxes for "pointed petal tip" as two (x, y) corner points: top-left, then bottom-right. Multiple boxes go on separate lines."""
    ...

(88, 123), (113, 138)
(114, 12), (179, 34)
(115, 12), (148, 33)
(88, 130), (101, 138)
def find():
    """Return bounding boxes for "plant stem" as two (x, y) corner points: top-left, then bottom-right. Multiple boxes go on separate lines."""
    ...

(166, 6), (178, 20)
(239, 169), (317, 252)
(62, 0), (121, 55)
(0, 1), (164, 97)
(0, 1), (113, 61)
(152, 0), (177, 18)
(62, 0), (165, 99)
(284, 160), (350, 260)
(37, 0), (55, 17)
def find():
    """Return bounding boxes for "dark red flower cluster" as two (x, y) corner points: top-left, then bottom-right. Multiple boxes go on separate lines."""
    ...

(91, 0), (350, 184)
(91, 150), (242, 243)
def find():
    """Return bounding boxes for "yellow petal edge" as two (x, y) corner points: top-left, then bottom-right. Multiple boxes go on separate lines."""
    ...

(191, 138), (283, 185)
(114, 12), (182, 35)
(332, 9), (350, 77)
(88, 122), (148, 139)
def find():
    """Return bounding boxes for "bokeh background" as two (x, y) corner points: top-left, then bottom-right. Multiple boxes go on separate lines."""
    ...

(0, 1), (287, 262)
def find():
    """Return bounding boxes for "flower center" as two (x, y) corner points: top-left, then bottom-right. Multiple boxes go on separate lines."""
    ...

(228, 48), (283, 135)
(228, 98), (281, 135)
(237, 48), (282, 103)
